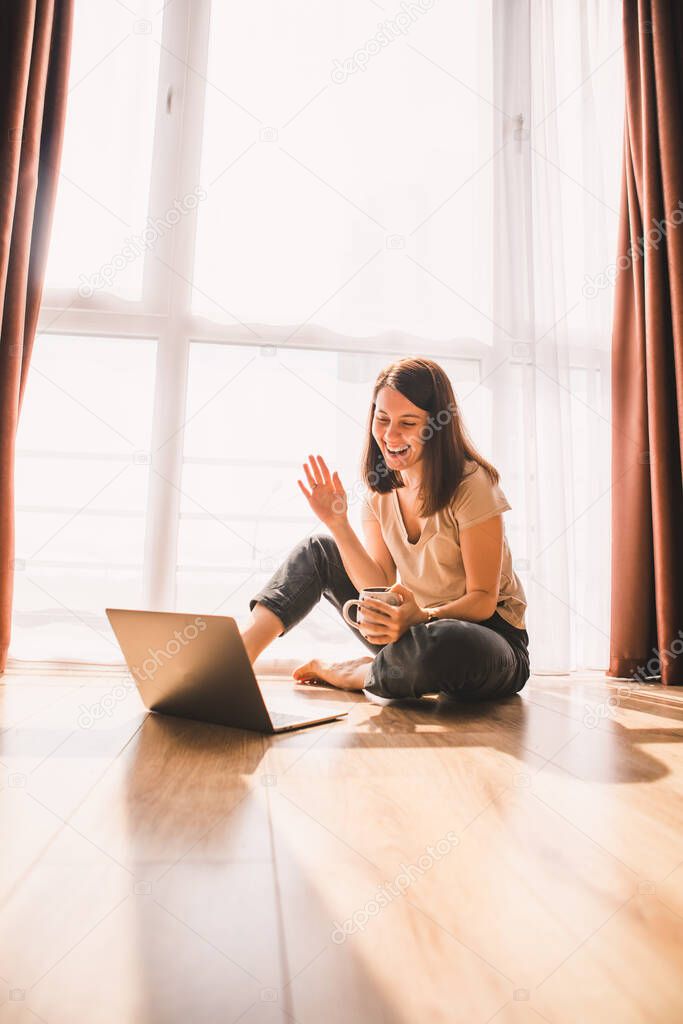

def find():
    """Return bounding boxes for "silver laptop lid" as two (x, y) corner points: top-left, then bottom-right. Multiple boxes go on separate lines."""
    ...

(106, 609), (273, 731)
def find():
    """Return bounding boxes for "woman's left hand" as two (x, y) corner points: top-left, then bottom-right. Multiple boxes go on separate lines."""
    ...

(358, 584), (427, 645)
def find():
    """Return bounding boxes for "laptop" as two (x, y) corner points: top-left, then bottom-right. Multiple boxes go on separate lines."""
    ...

(105, 609), (349, 734)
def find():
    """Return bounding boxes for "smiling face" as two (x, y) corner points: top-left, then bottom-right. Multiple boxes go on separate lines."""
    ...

(371, 386), (429, 473)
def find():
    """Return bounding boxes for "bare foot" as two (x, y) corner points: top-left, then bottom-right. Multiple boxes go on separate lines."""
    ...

(293, 656), (373, 692)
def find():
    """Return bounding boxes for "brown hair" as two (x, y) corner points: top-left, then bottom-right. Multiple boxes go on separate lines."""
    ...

(361, 357), (499, 517)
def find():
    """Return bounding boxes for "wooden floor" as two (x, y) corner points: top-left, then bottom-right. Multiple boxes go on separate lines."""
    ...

(1, 665), (682, 1024)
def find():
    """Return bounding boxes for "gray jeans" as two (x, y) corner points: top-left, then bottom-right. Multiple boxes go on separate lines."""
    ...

(250, 534), (530, 701)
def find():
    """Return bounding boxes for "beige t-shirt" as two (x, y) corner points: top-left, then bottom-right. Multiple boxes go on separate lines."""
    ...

(360, 460), (527, 629)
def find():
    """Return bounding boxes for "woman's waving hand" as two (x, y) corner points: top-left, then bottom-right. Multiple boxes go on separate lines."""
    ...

(297, 454), (348, 527)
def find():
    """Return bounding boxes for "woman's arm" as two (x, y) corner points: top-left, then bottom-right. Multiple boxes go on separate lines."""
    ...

(423, 515), (504, 623)
(330, 514), (396, 591)
(297, 454), (395, 592)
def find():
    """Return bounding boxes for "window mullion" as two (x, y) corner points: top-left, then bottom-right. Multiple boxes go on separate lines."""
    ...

(142, 0), (211, 610)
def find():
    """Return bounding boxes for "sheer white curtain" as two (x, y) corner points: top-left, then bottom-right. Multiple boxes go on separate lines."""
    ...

(11, 0), (623, 672)
(493, 0), (623, 672)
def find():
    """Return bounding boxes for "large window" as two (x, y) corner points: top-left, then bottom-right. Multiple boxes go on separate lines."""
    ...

(17, 0), (623, 669)
(194, 1), (494, 339)
(13, 335), (156, 661)
(45, 1), (163, 301)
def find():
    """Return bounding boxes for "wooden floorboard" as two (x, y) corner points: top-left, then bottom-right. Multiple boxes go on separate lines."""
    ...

(1, 668), (682, 1023)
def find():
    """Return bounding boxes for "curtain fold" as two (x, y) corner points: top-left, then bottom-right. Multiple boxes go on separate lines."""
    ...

(0, 0), (74, 673)
(609, 0), (683, 685)
(494, 0), (623, 673)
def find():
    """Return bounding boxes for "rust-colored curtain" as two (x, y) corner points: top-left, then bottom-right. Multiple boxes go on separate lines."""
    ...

(0, 1), (74, 673)
(609, 0), (683, 685)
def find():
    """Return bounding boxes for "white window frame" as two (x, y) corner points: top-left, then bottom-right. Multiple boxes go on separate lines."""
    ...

(36, 0), (504, 615)
(39, 0), (620, 643)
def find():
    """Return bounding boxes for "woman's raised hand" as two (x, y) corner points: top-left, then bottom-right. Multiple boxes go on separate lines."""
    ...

(297, 454), (348, 526)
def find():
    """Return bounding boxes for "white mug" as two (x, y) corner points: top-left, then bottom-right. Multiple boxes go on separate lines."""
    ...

(342, 587), (402, 631)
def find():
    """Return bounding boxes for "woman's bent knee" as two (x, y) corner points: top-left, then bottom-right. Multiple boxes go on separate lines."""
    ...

(309, 533), (340, 560)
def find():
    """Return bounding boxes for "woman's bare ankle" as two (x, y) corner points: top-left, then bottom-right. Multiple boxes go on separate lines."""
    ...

(240, 603), (285, 664)
(240, 629), (259, 664)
